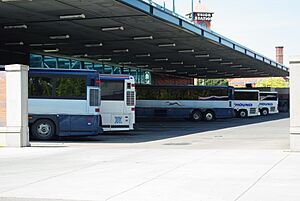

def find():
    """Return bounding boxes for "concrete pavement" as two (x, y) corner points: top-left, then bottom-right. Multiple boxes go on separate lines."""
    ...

(1, 114), (298, 201)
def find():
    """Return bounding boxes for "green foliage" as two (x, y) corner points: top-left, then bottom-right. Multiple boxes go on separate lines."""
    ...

(256, 77), (289, 88)
(197, 79), (229, 86)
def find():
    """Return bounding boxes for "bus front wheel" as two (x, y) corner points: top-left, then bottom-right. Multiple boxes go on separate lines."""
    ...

(31, 119), (56, 140)
(261, 108), (269, 116)
(239, 110), (248, 118)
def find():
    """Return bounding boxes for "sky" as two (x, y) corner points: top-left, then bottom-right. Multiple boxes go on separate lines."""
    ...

(151, 0), (300, 66)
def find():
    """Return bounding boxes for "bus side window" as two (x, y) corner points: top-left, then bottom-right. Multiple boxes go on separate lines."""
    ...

(127, 83), (131, 90)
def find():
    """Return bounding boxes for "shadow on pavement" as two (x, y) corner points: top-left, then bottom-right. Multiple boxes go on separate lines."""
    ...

(31, 113), (289, 144)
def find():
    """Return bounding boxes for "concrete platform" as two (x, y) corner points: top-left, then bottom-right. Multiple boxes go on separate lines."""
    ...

(1, 114), (298, 201)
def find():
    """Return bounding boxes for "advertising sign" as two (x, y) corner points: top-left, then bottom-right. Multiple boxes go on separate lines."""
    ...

(0, 71), (6, 127)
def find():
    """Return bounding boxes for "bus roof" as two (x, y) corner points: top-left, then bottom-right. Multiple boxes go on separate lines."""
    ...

(29, 68), (98, 76)
(137, 85), (234, 90)
(235, 89), (260, 92)
(99, 74), (134, 81)
(260, 91), (278, 94)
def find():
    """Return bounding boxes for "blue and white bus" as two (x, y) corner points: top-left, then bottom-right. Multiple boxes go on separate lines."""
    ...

(28, 69), (102, 140)
(136, 85), (235, 121)
(233, 89), (260, 118)
(100, 74), (135, 131)
(259, 91), (279, 116)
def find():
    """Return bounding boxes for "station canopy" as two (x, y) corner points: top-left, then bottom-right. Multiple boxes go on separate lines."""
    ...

(0, 0), (289, 78)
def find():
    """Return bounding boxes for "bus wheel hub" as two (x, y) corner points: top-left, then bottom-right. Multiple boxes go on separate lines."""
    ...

(37, 124), (51, 135)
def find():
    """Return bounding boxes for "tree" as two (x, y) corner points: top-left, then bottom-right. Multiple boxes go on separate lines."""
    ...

(256, 77), (289, 88)
(197, 79), (228, 86)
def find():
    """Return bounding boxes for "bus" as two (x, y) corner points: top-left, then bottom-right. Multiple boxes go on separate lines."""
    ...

(136, 85), (235, 121)
(28, 69), (102, 140)
(259, 91), (279, 115)
(233, 89), (260, 118)
(100, 74), (135, 131)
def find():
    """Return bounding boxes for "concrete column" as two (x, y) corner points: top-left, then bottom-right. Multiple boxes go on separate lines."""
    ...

(0, 64), (30, 147)
(290, 56), (300, 151)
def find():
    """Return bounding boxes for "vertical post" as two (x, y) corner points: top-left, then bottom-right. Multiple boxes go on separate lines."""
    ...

(173, 0), (175, 12)
(0, 64), (30, 147)
(191, 0), (194, 20)
(290, 56), (300, 151)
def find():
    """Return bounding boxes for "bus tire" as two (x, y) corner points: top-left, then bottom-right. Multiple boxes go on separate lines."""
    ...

(31, 119), (56, 140)
(261, 108), (269, 116)
(239, 110), (248, 118)
(191, 110), (202, 122)
(204, 110), (215, 122)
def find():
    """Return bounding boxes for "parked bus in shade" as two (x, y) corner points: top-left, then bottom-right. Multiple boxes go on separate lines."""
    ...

(233, 89), (260, 118)
(136, 85), (235, 121)
(28, 69), (102, 140)
(100, 74), (135, 131)
(259, 91), (279, 116)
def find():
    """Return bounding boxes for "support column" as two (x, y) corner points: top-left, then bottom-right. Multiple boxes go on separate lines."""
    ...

(290, 56), (300, 151)
(0, 64), (30, 147)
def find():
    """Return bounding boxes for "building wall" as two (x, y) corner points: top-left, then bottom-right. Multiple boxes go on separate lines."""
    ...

(152, 73), (194, 86)
(0, 71), (6, 127)
(228, 77), (270, 88)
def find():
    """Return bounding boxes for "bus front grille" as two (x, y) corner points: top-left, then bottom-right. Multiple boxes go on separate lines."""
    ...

(126, 91), (135, 106)
(250, 108), (257, 114)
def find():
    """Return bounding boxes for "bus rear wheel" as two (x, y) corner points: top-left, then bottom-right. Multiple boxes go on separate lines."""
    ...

(261, 108), (269, 116)
(239, 110), (248, 118)
(31, 119), (56, 140)
(204, 111), (215, 122)
(191, 110), (202, 122)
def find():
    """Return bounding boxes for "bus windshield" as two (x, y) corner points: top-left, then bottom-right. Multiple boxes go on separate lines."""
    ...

(260, 93), (278, 101)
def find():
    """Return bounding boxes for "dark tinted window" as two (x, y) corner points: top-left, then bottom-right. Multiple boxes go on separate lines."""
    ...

(29, 74), (87, 99)
(29, 77), (53, 98)
(234, 91), (259, 101)
(55, 77), (86, 99)
(260, 93), (278, 101)
(137, 86), (230, 101)
(101, 80), (124, 100)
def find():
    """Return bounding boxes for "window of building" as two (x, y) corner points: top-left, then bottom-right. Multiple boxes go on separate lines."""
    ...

(43, 56), (57, 69)
(58, 58), (71, 69)
(30, 54), (43, 68)
(71, 60), (82, 69)
(122, 67), (130, 74)
(130, 69), (138, 82)
(113, 66), (121, 74)
(29, 54), (152, 84)
(103, 65), (112, 74)
(94, 63), (104, 73)
(84, 62), (93, 70)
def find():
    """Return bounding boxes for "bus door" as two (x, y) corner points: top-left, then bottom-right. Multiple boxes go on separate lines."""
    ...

(69, 86), (100, 132)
